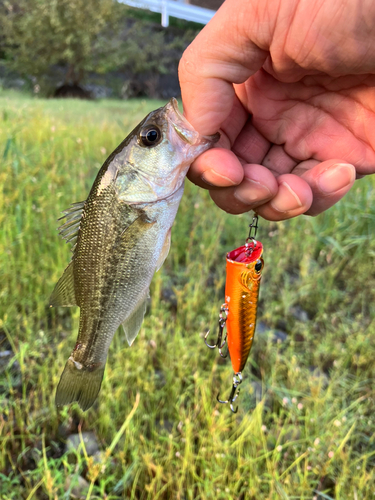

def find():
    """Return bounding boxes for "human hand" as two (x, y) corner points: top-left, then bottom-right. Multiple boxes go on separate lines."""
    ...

(179, 0), (375, 220)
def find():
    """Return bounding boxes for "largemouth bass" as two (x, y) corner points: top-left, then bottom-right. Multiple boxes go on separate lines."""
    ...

(50, 98), (219, 411)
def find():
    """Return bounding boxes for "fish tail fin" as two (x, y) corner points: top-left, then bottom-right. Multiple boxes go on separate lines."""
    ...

(55, 357), (105, 411)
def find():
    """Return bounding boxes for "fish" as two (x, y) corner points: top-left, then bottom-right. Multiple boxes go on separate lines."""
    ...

(205, 230), (263, 412)
(50, 98), (219, 411)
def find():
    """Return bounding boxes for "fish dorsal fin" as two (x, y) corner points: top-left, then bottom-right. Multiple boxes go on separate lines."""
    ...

(49, 261), (77, 307)
(121, 291), (149, 346)
(58, 201), (85, 252)
(155, 228), (171, 272)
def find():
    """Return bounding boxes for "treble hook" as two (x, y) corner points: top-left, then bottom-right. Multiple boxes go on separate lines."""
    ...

(217, 372), (243, 413)
(204, 304), (228, 358)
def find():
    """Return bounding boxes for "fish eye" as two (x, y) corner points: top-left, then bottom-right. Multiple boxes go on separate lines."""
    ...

(139, 125), (162, 147)
(255, 259), (263, 273)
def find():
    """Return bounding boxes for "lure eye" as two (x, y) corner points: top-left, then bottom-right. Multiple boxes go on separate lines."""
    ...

(139, 125), (162, 147)
(255, 259), (263, 273)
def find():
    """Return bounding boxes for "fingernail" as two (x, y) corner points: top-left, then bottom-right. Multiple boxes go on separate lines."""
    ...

(318, 164), (355, 194)
(201, 169), (237, 187)
(234, 179), (271, 205)
(270, 182), (303, 213)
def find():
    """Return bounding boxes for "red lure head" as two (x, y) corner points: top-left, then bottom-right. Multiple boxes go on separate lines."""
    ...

(226, 240), (263, 265)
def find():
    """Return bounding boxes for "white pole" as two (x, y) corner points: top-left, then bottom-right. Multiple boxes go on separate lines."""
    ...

(161, 0), (169, 27)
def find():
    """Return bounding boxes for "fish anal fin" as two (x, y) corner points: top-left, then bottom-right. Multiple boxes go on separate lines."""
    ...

(49, 261), (77, 307)
(122, 292), (149, 346)
(55, 357), (105, 411)
(155, 228), (171, 272)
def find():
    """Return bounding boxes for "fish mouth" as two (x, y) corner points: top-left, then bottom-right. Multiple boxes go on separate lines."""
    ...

(168, 98), (220, 145)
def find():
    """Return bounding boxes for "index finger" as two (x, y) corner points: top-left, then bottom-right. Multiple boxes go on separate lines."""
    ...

(178, 0), (270, 136)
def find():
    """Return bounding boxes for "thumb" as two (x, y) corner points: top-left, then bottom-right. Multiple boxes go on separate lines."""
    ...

(178, 0), (270, 136)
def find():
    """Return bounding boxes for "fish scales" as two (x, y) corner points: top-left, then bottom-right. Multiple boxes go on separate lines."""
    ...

(75, 193), (180, 361)
(50, 99), (219, 410)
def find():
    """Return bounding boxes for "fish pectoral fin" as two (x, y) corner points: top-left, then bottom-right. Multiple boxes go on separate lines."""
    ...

(49, 261), (77, 307)
(155, 228), (171, 272)
(122, 292), (149, 346)
(55, 357), (105, 411)
(119, 214), (156, 240)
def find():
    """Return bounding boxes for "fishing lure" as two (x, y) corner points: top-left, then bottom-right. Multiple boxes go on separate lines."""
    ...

(205, 215), (263, 412)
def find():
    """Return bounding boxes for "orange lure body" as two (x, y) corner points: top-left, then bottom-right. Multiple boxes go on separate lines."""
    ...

(204, 219), (264, 412)
(225, 241), (263, 374)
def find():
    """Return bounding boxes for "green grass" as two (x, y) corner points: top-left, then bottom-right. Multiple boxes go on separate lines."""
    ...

(1, 89), (375, 499)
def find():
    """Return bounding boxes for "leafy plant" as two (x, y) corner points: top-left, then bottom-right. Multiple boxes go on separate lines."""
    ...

(0, 0), (127, 90)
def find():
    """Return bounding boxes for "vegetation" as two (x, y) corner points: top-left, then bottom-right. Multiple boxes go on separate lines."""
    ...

(1, 90), (374, 499)
(1, 0), (125, 89)
(0, 1), (199, 98)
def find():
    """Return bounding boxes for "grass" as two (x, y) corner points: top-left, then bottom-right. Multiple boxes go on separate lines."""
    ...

(0, 89), (375, 499)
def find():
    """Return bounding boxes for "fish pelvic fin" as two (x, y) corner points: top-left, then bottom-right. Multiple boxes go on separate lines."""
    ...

(55, 357), (105, 411)
(122, 291), (149, 346)
(49, 261), (77, 307)
(155, 228), (171, 272)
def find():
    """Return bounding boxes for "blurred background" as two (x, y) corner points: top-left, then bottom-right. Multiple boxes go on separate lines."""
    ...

(1, 1), (375, 499)
(0, 0), (223, 100)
